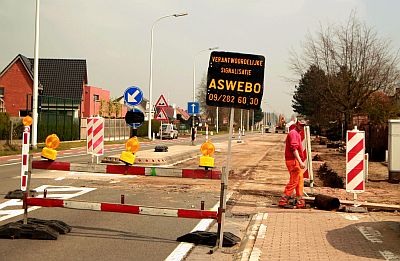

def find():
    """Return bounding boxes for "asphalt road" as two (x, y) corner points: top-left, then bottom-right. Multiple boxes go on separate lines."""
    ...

(0, 134), (229, 261)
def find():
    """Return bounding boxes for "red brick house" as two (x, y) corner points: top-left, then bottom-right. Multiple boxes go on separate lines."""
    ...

(0, 54), (88, 117)
(0, 54), (129, 119)
(0, 54), (44, 116)
(0, 54), (125, 141)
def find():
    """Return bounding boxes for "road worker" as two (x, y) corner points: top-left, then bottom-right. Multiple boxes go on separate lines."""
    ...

(279, 118), (307, 208)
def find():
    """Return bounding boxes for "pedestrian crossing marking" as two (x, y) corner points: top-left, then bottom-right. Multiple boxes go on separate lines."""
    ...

(0, 185), (95, 222)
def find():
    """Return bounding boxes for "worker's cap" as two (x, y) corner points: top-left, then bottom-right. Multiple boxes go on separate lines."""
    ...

(296, 118), (308, 126)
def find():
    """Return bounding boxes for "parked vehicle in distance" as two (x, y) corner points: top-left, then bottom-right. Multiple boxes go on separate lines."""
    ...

(156, 124), (178, 139)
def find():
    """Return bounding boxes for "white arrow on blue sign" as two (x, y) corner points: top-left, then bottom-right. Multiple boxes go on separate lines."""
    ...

(124, 86), (143, 107)
(188, 102), (199, 115)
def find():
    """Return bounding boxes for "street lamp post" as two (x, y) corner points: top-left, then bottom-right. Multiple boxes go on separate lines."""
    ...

(31, 0), (40, 148)
(192, 46), (218, 145)
(148, 12), (188, 140)
(192, 47), (218, 103)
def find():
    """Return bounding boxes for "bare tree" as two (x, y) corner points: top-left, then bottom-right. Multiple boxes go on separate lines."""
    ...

(290, 11), (400, 130)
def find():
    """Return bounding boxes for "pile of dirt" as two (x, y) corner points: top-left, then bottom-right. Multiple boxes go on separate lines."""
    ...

(311, 143), (400, 206)
(316, 163), (344, 188)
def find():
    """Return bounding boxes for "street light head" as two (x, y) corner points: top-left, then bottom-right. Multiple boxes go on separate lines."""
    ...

(209, 47), (219, 51)
(173, 12), (188, 17)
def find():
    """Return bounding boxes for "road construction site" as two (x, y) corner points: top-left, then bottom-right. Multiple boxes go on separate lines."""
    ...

(0, 132), (399, 260)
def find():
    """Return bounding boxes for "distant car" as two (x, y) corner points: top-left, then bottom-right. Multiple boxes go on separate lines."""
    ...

(156, 124), (178, 139)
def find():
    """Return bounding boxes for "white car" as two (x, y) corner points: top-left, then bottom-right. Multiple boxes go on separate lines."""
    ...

(157, 124), (178, 139)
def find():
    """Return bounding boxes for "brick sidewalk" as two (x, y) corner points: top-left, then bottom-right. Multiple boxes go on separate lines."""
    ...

(247, 208), (400, 261)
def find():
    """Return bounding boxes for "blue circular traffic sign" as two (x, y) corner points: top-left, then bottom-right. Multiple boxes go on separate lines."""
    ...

(125, 108), (144, 129)
(124, 86), (143, 107)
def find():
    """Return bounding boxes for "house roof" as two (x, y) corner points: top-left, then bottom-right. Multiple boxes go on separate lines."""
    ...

(1, 54), (87, 100)
(176, 107), (190, 120)
(0, 54), (42, 90)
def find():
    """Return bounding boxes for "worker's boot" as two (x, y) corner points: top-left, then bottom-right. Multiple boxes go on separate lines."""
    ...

(295, 198), (306, 209)
(278, 195), (290, 207)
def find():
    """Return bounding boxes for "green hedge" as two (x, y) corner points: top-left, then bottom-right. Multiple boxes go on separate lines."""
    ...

(136, 120), (161, 137)
(0, 113), (10, 140)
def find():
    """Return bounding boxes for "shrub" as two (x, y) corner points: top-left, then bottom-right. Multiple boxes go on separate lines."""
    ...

(0, 113), (11, 140)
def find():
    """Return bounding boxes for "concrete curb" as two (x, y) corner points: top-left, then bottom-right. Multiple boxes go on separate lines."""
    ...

(103, 150), (201, 166)
(240, 213), (268, 261)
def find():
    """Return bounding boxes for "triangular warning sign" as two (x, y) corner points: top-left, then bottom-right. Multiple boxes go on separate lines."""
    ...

(155, 95), (168, 108)
(155, 108), (168, 121)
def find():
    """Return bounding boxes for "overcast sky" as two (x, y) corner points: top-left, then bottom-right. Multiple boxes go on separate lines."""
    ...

(1, 0), (399, 117)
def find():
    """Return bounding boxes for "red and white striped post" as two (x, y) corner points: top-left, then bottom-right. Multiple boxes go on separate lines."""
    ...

(346, 126), (365, 205)
(20, 126), (31, 191)
(87, 117), (104, 163)
(205, 123), (209, 141)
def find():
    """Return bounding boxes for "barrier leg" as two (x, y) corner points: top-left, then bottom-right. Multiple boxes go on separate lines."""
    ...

(23, 191), (28, 225)
(23, 154), (33, 225)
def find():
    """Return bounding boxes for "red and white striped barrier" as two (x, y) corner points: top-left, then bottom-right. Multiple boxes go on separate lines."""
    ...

(20, 126), (31, 191)
(346, 128), (365, 193)
(87, 117), (104, 156)
(32, 161), (221, 179)
(26, 197), (218, 220)
(300, 130), (309, 179)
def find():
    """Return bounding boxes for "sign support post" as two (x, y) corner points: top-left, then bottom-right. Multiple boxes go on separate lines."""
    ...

(188, 102), (200, 146)
(216, 107), (234, 249)
(304, 126), (314, 194)
(206, 51), (265, 251)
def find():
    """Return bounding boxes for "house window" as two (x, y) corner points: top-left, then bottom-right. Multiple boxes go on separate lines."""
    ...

(0, 98), (5, 112)
(0, 87), (4, 98)
(20, 110), (29, 117)
(93, 94), (100, 101)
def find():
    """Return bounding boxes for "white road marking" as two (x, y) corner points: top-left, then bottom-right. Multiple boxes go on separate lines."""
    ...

(356, 226), (383, 243)
(0, 185), (96, 222)
(379, 250), (400, 260)
(54, 177), (65, 181)
(0, 162), (21, 166)
(249, 248), (262, 261)
(165, 192), (234, 261)
(341, 214), (360, 220)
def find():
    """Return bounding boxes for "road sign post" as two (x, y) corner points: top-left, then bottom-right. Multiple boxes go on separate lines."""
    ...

(155, 95), (168, 108)
(206, 51), (265, 250)
(123, 86), (145, 138)
(154, 95), (169, 140)
(187, 102), (199, 115)
(188, 102), (200, 145)
(124, 86), (144, 107)
(125, 108), (145, 137)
